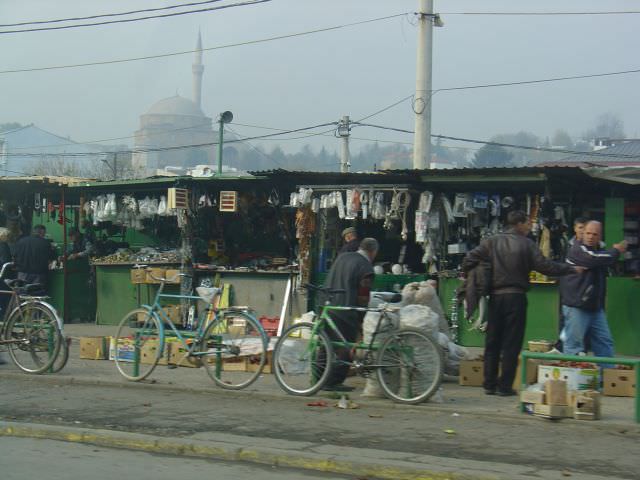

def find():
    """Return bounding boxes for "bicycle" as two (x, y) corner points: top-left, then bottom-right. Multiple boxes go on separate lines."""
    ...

(113, 267), (268, 390)
(273, 284), (443, 404)
(0, 262), (68, 374)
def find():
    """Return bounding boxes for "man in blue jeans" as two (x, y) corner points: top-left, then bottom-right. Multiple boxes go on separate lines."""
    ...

(560, 221), (626, 357)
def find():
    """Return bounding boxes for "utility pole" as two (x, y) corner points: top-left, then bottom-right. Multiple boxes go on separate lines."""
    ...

(338, 115), (351, 173)
(413, 0), (436, 170)
(112, 152), (118, 180)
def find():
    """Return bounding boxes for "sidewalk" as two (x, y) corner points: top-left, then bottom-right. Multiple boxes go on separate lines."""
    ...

(1, 322), (635, 427)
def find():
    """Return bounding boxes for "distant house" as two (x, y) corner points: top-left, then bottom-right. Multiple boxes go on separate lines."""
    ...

(0, 124), (106, 177)
(538, 139), (640, 167)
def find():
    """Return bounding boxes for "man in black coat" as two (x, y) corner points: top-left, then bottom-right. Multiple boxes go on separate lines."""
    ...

(338, 227), (360, 254)
(462, 211), (582, 396)
(13, 224), (56, 292)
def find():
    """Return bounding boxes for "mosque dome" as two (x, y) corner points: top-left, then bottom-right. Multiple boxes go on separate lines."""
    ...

(145, 95), (205, 117)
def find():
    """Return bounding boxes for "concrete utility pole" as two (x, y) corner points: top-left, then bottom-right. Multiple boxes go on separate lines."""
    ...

(338, 115), (351, 173)
(412, 0), (434, 170)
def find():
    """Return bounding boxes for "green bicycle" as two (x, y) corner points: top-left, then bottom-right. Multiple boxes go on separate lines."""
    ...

(273, 284), (443, 404)
(114, 267), (268, 390)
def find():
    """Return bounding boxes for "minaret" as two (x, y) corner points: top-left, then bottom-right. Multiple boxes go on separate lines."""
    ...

(192, 31), (204, 109)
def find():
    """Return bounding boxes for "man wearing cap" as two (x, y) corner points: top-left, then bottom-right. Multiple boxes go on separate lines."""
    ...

(339, 227), (359, 254)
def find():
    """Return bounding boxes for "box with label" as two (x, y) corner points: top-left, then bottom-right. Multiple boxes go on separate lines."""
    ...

(80, 336), (109, 360)
(160, 305), (182, 326)
(459, 360), (484, 386)
(164, 269), (181, 284)
(573, 390), (601, 420)
(537, 365), (600, 391)
(130, 269), (147, 284)
(544, 380), (568, 406)
(533, 404), (573, 418)
(140, 339), (170, 366)
(603, 369), (636, 397)
(146, 267), (167, 284)
(109, 336), (137, 362)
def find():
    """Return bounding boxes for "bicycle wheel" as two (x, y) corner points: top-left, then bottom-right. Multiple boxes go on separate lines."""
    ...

(376, 327), (443, 404)
(114, 308), (163, 381)
(49, 335), (70, 373)
(273, 321), (333, 396)
(201, 310), (267, 390)
(5, 301), (62, 374)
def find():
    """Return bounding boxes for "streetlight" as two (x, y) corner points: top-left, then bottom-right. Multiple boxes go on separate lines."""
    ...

(217, 110), (233, 176)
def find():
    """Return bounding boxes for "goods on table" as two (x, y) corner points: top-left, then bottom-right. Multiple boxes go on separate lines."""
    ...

(92, 247), (182, 265)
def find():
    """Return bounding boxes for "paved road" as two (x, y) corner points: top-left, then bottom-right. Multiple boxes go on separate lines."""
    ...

(0, 375), (638, 479)
(0, 436), (350, 480)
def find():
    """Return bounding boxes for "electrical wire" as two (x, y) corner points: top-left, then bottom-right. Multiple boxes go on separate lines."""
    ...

(440, 10), (640, 16)
(225, 125), (285, 168)
(0, 0), (271, 35)
(0, 12), (410, 74)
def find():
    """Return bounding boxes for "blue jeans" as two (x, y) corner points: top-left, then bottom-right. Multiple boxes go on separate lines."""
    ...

(561, 306), (614, 358)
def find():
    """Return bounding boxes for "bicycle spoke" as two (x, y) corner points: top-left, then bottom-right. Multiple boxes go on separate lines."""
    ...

(114, 309), (162, 381)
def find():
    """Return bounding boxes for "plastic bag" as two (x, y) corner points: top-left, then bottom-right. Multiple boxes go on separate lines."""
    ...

(399, 304), (439, 337)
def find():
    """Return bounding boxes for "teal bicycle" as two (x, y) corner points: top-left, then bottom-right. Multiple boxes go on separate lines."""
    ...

(273, 284), (443, 404)
(113, 267), (268, 390)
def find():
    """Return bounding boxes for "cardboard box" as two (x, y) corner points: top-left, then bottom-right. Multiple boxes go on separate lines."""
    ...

(79, 336), (109, 360)
(247, 351), (273, 374)
(146, 267), (167, 284)
(603, 369), (636, 397)
(573, 390), (601, 420)
(109, 336), (136, 362)
(513, 358), (543, 391)
(140, 339), (169, 366)
(533, 404), (573, 418)
(164, 269), (181, 284)
(520, 390), (545, 405)
(528, 340), (553, 352)
(130, 269), (147, 284)
(537, 365), (600, 391)
(161, 305), (182, 326)
(459, 360), (484, 386)
(545, 380), (568, 406)
(169, 342), (201, 368)
(223, 357), (248, 371)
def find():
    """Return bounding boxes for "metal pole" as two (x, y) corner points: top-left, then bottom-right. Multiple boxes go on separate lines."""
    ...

(112, 153), (118, 180)
(340, 115), (351, 173)
(217, 119), (224, 176)
(61, 186), (68, 323)
(412, 0), (434, 170)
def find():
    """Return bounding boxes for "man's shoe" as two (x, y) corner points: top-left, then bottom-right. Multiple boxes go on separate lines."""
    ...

(498, 388), (517, 397)
(323, 384), (355, 392)
(484, 388), (497, 395)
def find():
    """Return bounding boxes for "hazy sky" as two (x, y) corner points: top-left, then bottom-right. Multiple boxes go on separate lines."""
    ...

(1, 0), (639, 165)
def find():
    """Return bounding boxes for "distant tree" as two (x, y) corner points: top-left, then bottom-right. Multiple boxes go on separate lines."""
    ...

(583, 113), (625, 140)
(0, 122), (23, 132)
(551, 129), (574, 148)
(472, 144), (513, 168)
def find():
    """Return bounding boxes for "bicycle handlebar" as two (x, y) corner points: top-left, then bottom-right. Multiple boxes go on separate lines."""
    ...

(0, 262), (14, 280)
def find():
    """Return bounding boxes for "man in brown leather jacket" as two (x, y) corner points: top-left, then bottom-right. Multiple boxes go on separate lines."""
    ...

(462, 211), (582, 396)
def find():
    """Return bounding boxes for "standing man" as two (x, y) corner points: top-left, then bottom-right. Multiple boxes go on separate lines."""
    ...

(66, 228), (94, 260)
(323, 237), (378, 391)
(569, 217), (588, 247)
(560, 221), (625, 357)
(462, 211), (582, 396)
(13, 224), (55, 291)
(339, 227), (359, 254)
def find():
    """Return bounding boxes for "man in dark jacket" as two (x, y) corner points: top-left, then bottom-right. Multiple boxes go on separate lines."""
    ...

(338, 227), (360, 254)
(560, 221), (625, 357)
(322, 237), (378, 391)
(462, 211), (582, 396)
(13, 224), (55, 291)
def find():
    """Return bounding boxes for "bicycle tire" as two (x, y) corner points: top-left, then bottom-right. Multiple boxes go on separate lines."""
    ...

(376, 327), (443, 404)
(114, 308), (163, 381)
(273, 321), (333, 396)
(5, 301), (62, 374)
(201, 310), (267, 390)
(49, 335), (70, 373)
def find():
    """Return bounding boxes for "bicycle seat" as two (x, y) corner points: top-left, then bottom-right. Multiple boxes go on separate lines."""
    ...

(196, 286), (222, 304)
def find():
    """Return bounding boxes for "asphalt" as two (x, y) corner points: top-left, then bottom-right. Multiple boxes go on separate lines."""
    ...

(0, 323), (638, 480)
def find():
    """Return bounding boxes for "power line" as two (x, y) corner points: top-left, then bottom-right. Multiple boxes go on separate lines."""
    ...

(0, 0), (271, 35)
(440, 10), (640, 16)
(0, 12), (410, 74)
(0, 0), (227, 27)
(225, 125), (285, 168)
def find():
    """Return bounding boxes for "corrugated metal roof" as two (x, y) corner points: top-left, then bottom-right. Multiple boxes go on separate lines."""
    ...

(0, 175), (91, 185)
(540, 140), (640, 166)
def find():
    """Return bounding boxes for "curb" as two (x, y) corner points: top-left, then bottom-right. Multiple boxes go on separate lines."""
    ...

(0, 421), (489, 480)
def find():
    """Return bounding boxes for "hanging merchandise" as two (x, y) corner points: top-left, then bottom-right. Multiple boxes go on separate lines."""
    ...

(360, 191), (369, 220)
(371, 192), (386, 220)
(441, 195), (455, 223)
(472, 193), (488, 209)
(452, 193), (474, 218)
(415, 211), (428, 243)
(489, 194), (500, 217)
(418, 191), (434, 214)
(530, 195), (541, 236)
(34, 193), (41, 211)
(157, 195), (168, 216)
(311, 197), (320, 213)
(295, 206), (316, 287)
(41, 197), (47, 213)
(57, 201), (65, 225)
(345, 189), (355, 219)
(335, 191), (346, 219)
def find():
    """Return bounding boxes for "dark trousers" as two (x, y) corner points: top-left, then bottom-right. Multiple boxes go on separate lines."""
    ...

(324, 311), (360, 386)
(483, 293), (527, 392)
